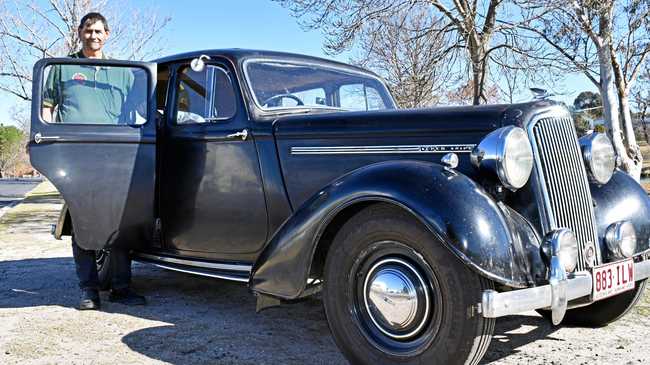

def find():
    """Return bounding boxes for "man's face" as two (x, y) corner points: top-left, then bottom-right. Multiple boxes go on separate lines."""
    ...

(79, 20), (109, 52)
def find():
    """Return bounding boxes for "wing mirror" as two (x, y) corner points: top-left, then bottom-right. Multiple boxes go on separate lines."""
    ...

(190, 55), (211, 72)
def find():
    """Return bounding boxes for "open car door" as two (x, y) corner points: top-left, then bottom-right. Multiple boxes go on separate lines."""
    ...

(29, 58), (157, 251)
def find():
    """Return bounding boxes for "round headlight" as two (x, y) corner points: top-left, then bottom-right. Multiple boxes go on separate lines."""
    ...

(605, 221), (636, 259)
(541, 229), (579, 273)
(471, 126), (534, 190)
(580, 133), (616, 185)
(557, 229), (579, 273)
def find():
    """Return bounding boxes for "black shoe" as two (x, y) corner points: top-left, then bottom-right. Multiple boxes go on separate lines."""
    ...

(108, 288), (146, 306)
(79, 289), (100, 310)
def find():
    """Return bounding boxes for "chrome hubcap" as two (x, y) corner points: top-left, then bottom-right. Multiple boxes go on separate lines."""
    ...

(363, 258), (430, 340)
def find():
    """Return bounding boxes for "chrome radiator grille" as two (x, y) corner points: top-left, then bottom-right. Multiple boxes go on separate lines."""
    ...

(531, 116), (598, 271)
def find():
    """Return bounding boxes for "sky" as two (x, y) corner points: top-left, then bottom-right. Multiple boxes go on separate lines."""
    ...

(0, 0), (597, 126)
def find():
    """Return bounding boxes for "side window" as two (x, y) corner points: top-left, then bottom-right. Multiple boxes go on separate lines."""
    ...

(339, 83), (386, 111)
(41, 64), (148, 125)
(339, 84), (364, 111)
(293, 88), (326, 106)
(175, 65), (236, 125)
(366, 87), (386, 110)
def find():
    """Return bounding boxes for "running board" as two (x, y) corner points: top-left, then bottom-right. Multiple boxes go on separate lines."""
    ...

(133, 252), (251, 283)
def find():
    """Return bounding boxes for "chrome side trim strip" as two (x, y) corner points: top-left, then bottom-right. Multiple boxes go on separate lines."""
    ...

(135, 253), (252, 272)
(147, 262), (250, 283)
(291, 144), (475, 155)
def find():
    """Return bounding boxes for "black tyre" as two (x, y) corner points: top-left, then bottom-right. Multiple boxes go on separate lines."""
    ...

(538, 279), (647, 327)
(322, 204), (494, 365)
(95, 248), (113, 291)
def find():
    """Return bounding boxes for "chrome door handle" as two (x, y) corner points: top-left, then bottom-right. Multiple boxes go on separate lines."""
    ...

(226, 129), (248, 141)
(34, 132), (61, 144)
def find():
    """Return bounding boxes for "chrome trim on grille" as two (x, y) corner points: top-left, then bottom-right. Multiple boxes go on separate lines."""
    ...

(291, 144), (475, 155)
(526, 106), (601, 270)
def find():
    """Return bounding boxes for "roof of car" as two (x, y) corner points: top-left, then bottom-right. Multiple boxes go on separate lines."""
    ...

(152, 48), (378, 76)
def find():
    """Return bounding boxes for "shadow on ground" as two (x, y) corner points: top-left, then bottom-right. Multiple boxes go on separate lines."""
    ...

(0, 255), (571, 364)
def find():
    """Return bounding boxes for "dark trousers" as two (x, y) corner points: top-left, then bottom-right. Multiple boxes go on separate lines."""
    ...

(72, 238), (132, 291)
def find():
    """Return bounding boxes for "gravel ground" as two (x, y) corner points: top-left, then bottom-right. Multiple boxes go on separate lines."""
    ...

(1, 183), (649, 365)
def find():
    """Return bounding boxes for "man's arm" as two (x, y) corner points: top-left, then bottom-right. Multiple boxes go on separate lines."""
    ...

(42, 105), (54, 122)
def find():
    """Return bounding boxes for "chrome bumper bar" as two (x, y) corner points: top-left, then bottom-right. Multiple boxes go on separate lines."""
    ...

(482, 257), (650, 323)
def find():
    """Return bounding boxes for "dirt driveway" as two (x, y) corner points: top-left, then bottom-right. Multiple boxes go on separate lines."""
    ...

(1, 183), (649, 364)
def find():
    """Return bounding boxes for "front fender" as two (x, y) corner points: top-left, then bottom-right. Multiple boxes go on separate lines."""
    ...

(592, 171), (650, 258)
(251, 160), (543, 299)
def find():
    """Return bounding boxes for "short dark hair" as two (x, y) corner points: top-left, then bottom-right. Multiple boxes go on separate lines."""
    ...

(78, 12), (109, 32)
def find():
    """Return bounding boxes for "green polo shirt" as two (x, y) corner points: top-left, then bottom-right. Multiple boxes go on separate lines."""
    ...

(43, 51), (134, 124)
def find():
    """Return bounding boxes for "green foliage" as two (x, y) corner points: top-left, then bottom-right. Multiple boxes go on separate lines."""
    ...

(573, 114), (591, 136)
(0, 125), (23, 148)
(594, 124), (606, 133)
(0, 125), (25, 177)
(572, 91), (604, 136)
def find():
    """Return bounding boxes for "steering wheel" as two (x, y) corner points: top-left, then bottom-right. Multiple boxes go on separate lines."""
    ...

(262, 93), (305, 107)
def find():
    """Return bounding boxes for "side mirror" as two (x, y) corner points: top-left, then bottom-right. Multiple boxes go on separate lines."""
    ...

(190, 55), (211, 72)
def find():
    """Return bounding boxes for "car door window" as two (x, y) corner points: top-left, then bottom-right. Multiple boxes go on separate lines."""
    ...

(175, 65), (236, 124)
(339, 83), (386, 111)
(41, 64), (149, 125)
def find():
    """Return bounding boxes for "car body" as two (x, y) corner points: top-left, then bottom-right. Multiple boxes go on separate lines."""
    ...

(30, 49), (650, 365)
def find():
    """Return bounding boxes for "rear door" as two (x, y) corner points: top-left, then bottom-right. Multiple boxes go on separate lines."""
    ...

(29, 58), (157, 251)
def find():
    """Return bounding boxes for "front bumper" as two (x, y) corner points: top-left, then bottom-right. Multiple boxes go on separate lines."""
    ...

(482, 253), (650, 324)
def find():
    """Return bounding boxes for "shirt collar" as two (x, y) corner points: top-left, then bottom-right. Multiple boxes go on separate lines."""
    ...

(71, 50), (109, 59)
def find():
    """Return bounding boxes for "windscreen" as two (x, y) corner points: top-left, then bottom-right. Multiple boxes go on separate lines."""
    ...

(245, 60), (395, 112)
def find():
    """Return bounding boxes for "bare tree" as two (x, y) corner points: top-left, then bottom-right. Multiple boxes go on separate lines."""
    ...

(351, 6), (459, 107)
(275, 0), (548, 105)
(517, 0), (646, 180)
(0, 0), (171, 102)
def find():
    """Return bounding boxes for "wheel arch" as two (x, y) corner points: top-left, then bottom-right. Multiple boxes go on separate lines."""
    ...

(250, 160), (542, 300)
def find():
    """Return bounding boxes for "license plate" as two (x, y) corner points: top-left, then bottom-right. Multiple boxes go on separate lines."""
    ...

(592, 259), (635, 301)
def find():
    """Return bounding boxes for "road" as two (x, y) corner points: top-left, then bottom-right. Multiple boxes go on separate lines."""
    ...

(0, 179), (42, 218)
(0, 178), (42, 209)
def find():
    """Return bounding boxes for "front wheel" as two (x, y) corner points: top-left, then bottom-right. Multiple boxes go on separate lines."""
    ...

(322, 204), (494, 365)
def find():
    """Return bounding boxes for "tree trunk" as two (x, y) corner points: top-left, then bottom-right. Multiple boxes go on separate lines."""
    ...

(597, 46), (634, 178)
(618, 91), (643, 180)
(471, 55), (482, 105)
(641, 104), (649, 144)
(593, 5), (642, 181)
(469, 46), (488, 105)
(611, 43), (643, 181)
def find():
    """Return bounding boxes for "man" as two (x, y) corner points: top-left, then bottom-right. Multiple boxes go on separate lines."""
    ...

(42, 12), (146, 310)
(42, 13), (137, 124)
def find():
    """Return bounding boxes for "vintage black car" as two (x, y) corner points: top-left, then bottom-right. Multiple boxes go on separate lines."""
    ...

(29, 49), (650, 365)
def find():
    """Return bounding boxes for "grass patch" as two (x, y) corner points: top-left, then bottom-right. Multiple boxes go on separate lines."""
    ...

(24, 180), (60, 199)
